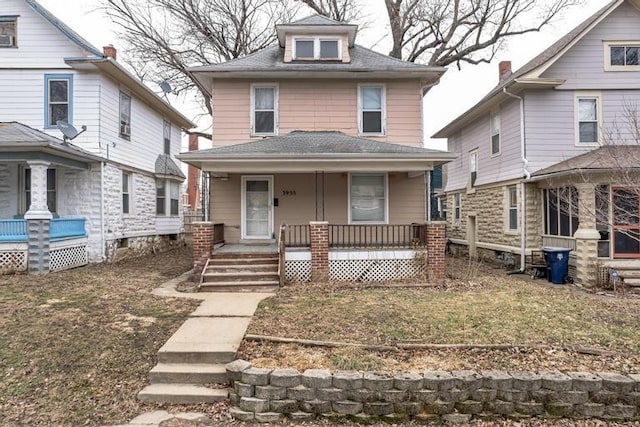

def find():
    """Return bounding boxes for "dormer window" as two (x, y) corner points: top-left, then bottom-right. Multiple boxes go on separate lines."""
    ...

(293, 37), (341, 60)
(0, 16), (17, 48)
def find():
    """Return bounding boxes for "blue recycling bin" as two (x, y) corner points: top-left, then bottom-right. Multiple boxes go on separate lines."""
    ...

(542, 247), (571, 284)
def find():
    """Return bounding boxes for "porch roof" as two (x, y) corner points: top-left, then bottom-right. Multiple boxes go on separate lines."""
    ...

(177, 131), (457, 173)
(530, 145), (640, 180)
(0, 122), (104, 169)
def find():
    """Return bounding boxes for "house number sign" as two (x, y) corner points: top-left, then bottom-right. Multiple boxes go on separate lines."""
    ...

(282, 190), (296, 196)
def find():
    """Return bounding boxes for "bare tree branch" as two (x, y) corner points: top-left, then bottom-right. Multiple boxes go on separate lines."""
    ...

(295, 0), (363, 22)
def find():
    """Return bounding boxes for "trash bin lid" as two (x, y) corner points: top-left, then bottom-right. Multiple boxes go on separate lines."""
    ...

(542, 246), (572, 253)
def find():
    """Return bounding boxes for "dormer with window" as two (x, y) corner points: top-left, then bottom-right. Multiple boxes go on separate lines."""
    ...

(277, 15), (357, 63)
(0, 16), (18, 48)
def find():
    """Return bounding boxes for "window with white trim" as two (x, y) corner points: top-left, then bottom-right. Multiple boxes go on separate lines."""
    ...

(469, 150), (478, 188)
(507, 185), (517, 231)
(358, 85), (385, 135)
(156, 180), (166, 215)
(490, 112), (500, 155)
(163, 120), (171, 154)
(293, 37), (341, 60)
(349, 173), (387, 223)
(0, 16), (17, 47)
(251, 84), (277, 135)
(453, 193), (461, 225)
(605, 42), (640, 70)
(543, 187), (579, 237)
(119, 91), (131, 139)
(170, 181), (180, 216)
(576, 96), (599, 144)
(122, 171), (131, 214)
(44, 74), (72, 128)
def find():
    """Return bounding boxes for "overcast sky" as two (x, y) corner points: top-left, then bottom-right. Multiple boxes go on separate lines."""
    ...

(38, 0), (611, 150)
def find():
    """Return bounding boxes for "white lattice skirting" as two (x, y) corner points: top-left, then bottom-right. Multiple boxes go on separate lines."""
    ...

(0, 247), (28, 274)
(50, 239), (88, 272)
(285, 250), (426, 283)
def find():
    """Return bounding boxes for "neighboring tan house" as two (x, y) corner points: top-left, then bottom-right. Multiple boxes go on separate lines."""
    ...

(434, 0), (640, 286)
(179, 15), (456, 284)
(0, 0), (194, 274)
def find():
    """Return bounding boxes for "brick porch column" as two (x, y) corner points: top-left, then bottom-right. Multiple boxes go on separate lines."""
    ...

(25, 160), (53, 274)
(426, 221), (446, 282)
(310, 221), (329, 282)
(574, 183), (600, 286)
(192, 221), (213, 282)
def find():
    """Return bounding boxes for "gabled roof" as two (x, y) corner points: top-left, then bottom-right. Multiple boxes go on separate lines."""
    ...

(24, 1), (195, 129)
(433, 0), (624, 138)
(155, 154), (186, 180)
(0, 122), (105, 165)
(531, 145), (640, 179)
(177, 131), (457, 173)
(25, 0), (103, 57)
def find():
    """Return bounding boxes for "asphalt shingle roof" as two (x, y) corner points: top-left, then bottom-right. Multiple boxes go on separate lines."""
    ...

(532, 145), (640, 177)
(155, 154), (186, 179)
(288, 14), (345, 26)
(188, 44), (439, 73)
(187, 131), (449, 156)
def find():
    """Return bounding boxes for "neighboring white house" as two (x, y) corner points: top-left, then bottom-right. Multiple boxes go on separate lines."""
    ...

(434, 0), (640, 286)
(0, 0), (195, 274)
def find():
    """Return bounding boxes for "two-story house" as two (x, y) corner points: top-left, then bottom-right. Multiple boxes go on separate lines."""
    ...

(434, 0), (640, 286)
(179, 15), (456, 284)
(0, 0), (194, 274)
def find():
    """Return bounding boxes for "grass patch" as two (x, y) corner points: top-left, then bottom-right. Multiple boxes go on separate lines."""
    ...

(0, 247), (198, 426)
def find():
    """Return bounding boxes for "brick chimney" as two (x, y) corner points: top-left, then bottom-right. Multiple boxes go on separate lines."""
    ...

(499, 60), (512, 80)
(103, 44), (117, 60)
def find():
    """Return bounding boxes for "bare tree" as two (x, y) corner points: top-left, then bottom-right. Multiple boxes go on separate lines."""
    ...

(384, 0), (584, 66)
(294, 0), (363, 22)
(102, 0), (298, 114)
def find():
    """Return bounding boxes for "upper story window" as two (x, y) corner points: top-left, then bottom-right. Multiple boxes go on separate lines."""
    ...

(44, 74), (72, 128)
(605, 42), (640, 70)
(293, 37), (341, 60)
(576, 95), (600, 145)
(490, 112), (501, 155)
(469, 150), (478, 188)
(119, 91), (131, 140)
(358, 84), (385, 135)
(0, 16), (17, 48)
(251, 84), (278, 136)
(163, 120), (171, 154)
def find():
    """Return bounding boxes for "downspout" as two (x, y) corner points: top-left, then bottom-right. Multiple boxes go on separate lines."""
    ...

(99, 161), (106, 262)
(503, 87), (530, 272)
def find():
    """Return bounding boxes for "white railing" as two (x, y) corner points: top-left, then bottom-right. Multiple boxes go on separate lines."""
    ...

(542, 235), (577, 251)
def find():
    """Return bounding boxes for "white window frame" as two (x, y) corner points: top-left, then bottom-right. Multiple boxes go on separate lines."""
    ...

(250, 83), (278, 136)
(122, 171), (132, 215)
(348, 173), (388, 224)
(604, 41), (640, 71)
(119, 90), (132, 140)
(357, 84), (386, 136)
(505, 185), (518, 233)
(156, 179), (166, 216)
(0, 16), (17, 48)
(169, 181), (180, 216)
(453, 193), (461, 227)
(163, 119), (171, 154)
(292, 36), (342, 60)
(469, 149), (478, 190)
(574, 92), (601, 146)
(490, 112), (501, 156)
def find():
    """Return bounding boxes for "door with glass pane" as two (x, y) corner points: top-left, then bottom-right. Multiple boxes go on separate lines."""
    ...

(612, 187), (640, 258)
(242, 176), (273, 239)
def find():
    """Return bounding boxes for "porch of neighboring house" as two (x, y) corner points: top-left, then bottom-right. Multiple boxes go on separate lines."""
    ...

(0, 122), (103, 275)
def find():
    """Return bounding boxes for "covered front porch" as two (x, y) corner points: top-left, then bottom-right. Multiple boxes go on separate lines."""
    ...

(0, 122), (103, 274)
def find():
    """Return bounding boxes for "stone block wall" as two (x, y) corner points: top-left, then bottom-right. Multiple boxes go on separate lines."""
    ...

(226, 360), (640, 423)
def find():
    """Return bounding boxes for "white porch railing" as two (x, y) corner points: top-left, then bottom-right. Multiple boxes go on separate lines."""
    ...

(542, 235), (577, 251)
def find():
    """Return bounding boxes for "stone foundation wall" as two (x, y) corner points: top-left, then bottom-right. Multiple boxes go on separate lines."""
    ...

(226, 360), (640, 423)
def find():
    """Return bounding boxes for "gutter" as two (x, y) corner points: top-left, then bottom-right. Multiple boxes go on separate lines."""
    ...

(503, 87), (530, 272)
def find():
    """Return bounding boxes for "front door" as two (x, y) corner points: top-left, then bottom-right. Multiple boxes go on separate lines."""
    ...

(612, 187), (640, 258)
(242, 176), (273, 239)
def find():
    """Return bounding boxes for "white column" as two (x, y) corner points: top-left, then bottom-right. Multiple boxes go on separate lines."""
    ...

(24, 160), (52, 220)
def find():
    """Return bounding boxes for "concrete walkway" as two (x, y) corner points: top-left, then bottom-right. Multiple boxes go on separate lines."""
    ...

(109, 271), (274, 426)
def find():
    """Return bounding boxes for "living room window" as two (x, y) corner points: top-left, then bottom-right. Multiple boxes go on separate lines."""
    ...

(358, 84), (385, 135)
(251, 84), (278, 136)
(170, 182), (180, 216)
(576, 95), (600, 144)
(507, 185), (518, 231)
(490, 112), (501, 155)
(119, 91), (131, 139)
(605, 42), (640, 70)
(543, 187), (579, 237)
(349, 173), (387, 223)
(293, 37), (341, 60)
(453, 193), (461, 226)
(0, 16), (17, 47)
(44, 74), (72, 128)
(156, 180), (166, 215)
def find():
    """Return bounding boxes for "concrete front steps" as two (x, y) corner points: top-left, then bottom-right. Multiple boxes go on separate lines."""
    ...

(602, 260), (640, 290)
(200, 252), (280, 292)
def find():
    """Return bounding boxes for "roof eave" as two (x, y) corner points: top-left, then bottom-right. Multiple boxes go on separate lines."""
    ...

(189, 68), (445, 81)
(65, 58), (196, 129)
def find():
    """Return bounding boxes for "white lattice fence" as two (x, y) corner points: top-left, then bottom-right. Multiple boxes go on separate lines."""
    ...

(330, 258), (425, 282)
(50, 244), (88, 272)
(0, 250), (27, 274)
(285, 259), (312, 283)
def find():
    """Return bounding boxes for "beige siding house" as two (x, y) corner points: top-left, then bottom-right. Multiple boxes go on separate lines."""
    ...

(179, 15), (455, 283)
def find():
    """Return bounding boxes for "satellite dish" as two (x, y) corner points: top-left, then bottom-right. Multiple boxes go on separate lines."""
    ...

(57, 120), (87, 143)
(160, 81), (172, 94)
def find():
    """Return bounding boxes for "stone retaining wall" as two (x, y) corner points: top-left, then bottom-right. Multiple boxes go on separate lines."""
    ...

(226, 360), (640, 423)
